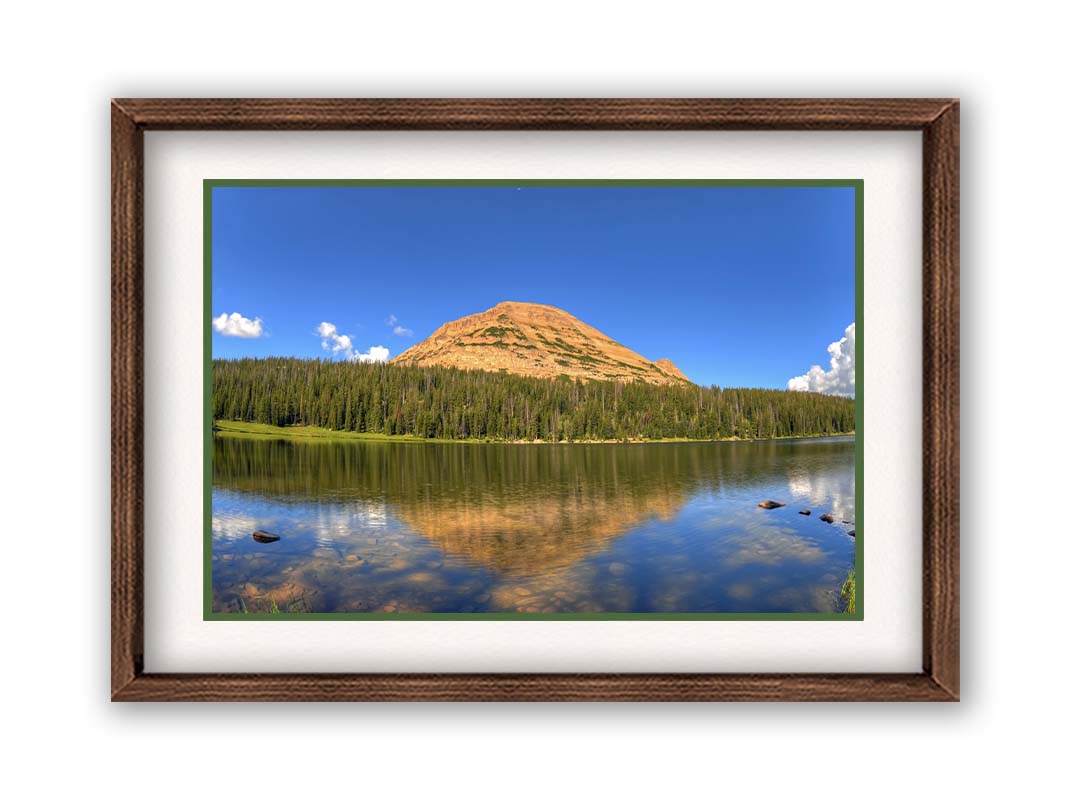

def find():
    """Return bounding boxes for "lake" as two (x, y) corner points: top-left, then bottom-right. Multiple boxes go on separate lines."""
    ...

(211, 435), (857, 615)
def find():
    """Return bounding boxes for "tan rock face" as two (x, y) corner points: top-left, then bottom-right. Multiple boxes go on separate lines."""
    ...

(653, 358), (689, 382)
(391, 301), (690, 385)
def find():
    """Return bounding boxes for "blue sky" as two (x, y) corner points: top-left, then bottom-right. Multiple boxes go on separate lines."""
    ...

(211, 183), (856, 390)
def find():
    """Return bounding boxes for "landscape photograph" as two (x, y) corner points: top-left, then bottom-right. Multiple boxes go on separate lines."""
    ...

(208, 180), (860, 617)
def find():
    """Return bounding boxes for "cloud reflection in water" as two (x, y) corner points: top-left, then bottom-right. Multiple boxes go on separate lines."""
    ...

(211, 435), (857, 614)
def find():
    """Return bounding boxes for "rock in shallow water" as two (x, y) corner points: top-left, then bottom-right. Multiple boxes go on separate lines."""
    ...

(819, 514), (834, 524)
(758, 500), (786, 509)
(847, 529), (856, 537)
(252, 530), (280, 543)
(799, 509), (812, 516)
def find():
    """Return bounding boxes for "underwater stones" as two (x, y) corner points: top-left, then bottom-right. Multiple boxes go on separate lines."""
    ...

(758, 500), (786, 509)
(252, 530), (280, 543)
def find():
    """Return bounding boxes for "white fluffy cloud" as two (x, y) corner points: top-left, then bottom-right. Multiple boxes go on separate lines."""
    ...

(317, 321), (389, 363)
(787, 323), (856, 396)
(316, 321), (352, 353)
(212, 312), (263, 338)
(352, 345), (391, 363)
(386, 313), (413, 337)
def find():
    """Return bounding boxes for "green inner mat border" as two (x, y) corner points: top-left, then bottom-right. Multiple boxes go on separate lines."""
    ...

(203, 178), (864, 621)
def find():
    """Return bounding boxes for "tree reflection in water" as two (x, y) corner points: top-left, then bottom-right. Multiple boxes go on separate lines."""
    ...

(212, 436), (857, 614)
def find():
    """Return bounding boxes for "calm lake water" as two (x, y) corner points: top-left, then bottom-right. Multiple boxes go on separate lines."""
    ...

(211, 435), (856, 615)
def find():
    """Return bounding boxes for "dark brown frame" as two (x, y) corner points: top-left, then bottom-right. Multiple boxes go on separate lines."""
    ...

(112, 98), (959, 701)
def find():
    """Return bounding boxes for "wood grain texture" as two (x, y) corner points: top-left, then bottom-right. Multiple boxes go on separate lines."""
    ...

(111, 97), (957, 131)
(112, 673), (955, 702)
(111, 102), (145, 696)
(922, 102), (961, 699)
(110, 98), (960, 701)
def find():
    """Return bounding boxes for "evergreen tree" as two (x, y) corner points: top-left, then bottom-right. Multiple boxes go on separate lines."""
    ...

(212, 357), (856, 442)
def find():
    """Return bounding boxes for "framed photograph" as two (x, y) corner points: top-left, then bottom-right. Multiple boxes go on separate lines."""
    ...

(112, 98), (959, 701)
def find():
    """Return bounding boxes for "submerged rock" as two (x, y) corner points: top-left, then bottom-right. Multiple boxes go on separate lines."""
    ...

(758, 500), (786, 509)
(252, 530), (280, 543)
(799, 509), (812, 516)
(819, 514), (834, 524)
(847, 529), (856, 537)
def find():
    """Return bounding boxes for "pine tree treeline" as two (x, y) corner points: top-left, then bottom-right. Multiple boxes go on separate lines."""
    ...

(212, 357), (855, 442)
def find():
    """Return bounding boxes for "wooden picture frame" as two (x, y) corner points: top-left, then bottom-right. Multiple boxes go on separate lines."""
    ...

(112, 98), (959, 701)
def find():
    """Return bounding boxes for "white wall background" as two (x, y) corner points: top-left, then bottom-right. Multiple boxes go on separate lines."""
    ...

(1, 1), (1061, 798)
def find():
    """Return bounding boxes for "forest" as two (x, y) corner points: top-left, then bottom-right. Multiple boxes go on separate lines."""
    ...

(212, 357), (856, 442)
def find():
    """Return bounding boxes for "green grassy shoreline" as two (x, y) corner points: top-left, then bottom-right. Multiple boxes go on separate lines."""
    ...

(840, 569), (857, 614)
(213, 419), (856, 445)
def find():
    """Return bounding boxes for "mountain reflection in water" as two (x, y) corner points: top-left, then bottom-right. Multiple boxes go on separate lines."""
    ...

(211, 435), (857, 614)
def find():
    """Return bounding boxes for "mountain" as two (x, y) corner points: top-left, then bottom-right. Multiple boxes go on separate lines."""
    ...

(652, 358), (689, 382)
(391, 301), (691, 385)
